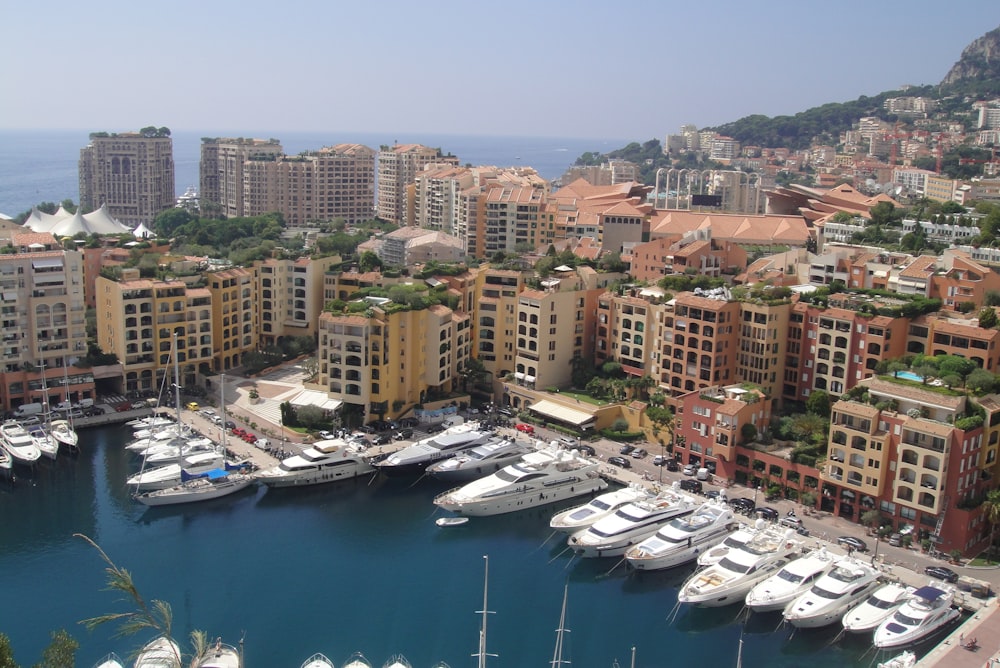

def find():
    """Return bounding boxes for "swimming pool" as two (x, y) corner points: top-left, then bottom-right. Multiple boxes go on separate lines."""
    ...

(895, 370), (924, 382)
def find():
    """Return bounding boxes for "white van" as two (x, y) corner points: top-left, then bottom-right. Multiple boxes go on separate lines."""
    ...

(14, 403), (44, 418)
(696, 467), (711, 481)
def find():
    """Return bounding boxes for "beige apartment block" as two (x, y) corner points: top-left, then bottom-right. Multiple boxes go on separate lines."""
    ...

(377, 144), (457, 225)
(205, 267), (258, 372)
(256, 256), (340, 349)
(199, 138), (283, 217)
(96, 275), (214, 394)
(79, 131), (175, 228)
(0, 232), (91, 412)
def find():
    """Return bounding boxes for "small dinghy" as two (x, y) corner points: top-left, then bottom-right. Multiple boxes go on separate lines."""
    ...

(436, 516), (470, 527)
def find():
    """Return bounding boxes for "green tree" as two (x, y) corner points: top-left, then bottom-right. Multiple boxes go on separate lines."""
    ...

(0, 634), (18, 668)
(359, 250), (383, 273)
(861, 509), (882, 532)
(967, 368), (997, 394)
(805, 389), (831, 417)
(979, 307), (998, 329)
(741, 423), (758, 444)
(982, 489), (1000, 562)
(34, 629), (78, 668)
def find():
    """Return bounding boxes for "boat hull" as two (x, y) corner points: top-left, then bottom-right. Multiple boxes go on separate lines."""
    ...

(256, 461), (375, 488)
(436, 477), (607, 516)
(135, 475), (255, 506)
(873, 608), (960, 649)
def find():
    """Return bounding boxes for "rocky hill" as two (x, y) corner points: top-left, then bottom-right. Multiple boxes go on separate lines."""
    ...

(941, 25), (1000, 88)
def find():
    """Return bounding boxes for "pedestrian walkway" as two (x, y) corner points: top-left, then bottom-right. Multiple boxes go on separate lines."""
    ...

(917, 598), (1000, 667)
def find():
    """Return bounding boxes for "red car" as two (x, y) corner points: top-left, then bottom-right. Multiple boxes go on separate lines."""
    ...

(232, 427), (247, 437)
(515, 423), (535, 435)
(242, 433), (257, 444)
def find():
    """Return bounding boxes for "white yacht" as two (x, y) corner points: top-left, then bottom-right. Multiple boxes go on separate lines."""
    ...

(744, 548), (836, 612)
(550, 484), (651, 534)
(0, 420), (42, 466)
(26, 423), (59, 460)
(49, 418), (78, 451)
(426, 438), (537, 482)
(133, 636), (181, 668)
(91, 652), (124, 668)
(300, 654), (335, 668)
(126, 426), (191, 452)
(568, 485), (696, 558)
(872, 585), (960, 649)
(128, 415), (175, 431)
(842, 582), (914, 633)
(697, 523), (759, 567)
(783, 557), (882, 628)
(877, 651), (916, 668)
(377, 423), (492, 477)
(127, 451), (226, 491)
(677, 525), (802, 607)
(433, 445), (607, 516)
(133, 466), (255, 506)
(383, 657), (412, 668)
(193, 639), (241, 668)
(625, 499), (737, 571)
(341, 652), (372, 668)
(142, 438), (216, 466)
(254, 438), (375, 487)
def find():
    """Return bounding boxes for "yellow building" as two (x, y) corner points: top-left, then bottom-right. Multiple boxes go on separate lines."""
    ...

(257, 255), (340, 349)
(205, 267), (258, 372)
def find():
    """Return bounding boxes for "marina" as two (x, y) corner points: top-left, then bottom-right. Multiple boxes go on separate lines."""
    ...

(0, 418), (998, 667)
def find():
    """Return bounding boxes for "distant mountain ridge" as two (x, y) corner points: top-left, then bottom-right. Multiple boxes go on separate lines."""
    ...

(941, 25), (1000, 88)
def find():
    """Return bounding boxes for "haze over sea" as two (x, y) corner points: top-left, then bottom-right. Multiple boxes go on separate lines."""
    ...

(1, 426), (901, 668)
(0, 129), (631, 217)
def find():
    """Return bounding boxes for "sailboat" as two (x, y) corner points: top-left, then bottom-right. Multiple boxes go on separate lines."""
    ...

(31, 365), (59, 460)
(192, 637), (241, 668)
(49, 360), (79, 452)
(473, 555), (497, 668)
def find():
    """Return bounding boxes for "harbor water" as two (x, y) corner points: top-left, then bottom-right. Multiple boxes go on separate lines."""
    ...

(0, 425), (923, 667)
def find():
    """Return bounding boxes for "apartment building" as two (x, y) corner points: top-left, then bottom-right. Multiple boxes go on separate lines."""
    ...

(79, 130), (175, 228)
(823, 377), (991, 556)
(629, 230), (748, 282)
(199, 138), (283, 217)
(482, 184), (546, 255)
(673, 384), (772, 479)
(377, 144), (457, 225)
(0, 232), (92, 412)
(371, 227), (464, 267)
(95, 274), (214, 393)
(548, 180), (653, 251)
(594, 293), (657, 376)
(473, 268), (527, 397)
(316, 300), (471, 420)
(930, 250), (1000, 309)
(257, 256), (339, 349)
(736, 299), (791, 401)
(205, 267), (258, 372)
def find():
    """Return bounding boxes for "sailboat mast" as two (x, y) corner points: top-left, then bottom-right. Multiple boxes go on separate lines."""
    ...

(550, 583), (570, 668)
(172, 332), (181, 426)
(474, 554), (496, 668)
(220, 373), (227, 449)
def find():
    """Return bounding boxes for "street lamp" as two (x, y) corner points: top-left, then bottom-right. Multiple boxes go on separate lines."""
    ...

(753, 485), (761, 507)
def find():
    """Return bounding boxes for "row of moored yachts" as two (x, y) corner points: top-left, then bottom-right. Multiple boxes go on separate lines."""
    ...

(550, 486), (959, 646)
(0, 415), (79, 476)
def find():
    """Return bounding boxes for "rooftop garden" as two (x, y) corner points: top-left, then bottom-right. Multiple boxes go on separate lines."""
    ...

(324, 282), (460, 315)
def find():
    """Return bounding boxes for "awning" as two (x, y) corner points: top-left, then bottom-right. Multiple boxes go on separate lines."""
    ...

(529, 399), (595, 427)
(524, 375), (536, 383)
(2, 291), (16, 301)
(31, 258), (63, 270)
(289, 389), (343, 412)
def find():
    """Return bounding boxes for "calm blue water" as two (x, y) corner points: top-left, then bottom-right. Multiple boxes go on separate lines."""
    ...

(0, 129), (626, 218)
(0, 426), (896, 668)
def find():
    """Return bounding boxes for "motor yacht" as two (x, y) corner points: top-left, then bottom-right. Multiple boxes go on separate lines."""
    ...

(254, 438), (375, 487)
(133, 466), (255, 506)
(433, 445), (606, 516)
(550, 484), (651, 534)
(697, 522), (760, 567)
(193, 639), (241, 668)
(48, 418), (78, 451)
(300, 654), (335, 668)
(744, 548), (836, 612)
(133, 636), (181, 668)
(568, 485), (696, 558)
(127, 451), (227, 491)
(877, 650), (916, 668)
(0, 447), (12, 479)
(141, 438), (216, 466)
(426, 438), (537, 482)
(0, 420), (42, 466)
(872, 585), (960, 649)
(26, 423), (59, 460)
(625, 499), (737, 571)
(91, 652), (124, 668)
(383, 657), (412, 668)
(783, 557), (882, 628)
(677, 525), (802, 607)
(842, 582), (914, 633)
(377, 423), (492, 477)
(341, 652), (372, 668)
(128, 415), (175, 431)
(128, 423), (190, 446)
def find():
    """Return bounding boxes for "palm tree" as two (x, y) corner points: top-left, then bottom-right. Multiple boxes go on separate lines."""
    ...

(982, 489), (1000, 564)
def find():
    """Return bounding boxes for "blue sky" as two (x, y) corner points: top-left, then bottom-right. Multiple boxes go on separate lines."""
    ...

(3, 0), (999, 140)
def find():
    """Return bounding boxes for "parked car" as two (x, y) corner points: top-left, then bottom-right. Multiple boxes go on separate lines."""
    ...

(318, 430), (335, 440)
(652, 455), (667, 467)
(619, 444), (636, 456)
(399, 417), (418, 428)
(224, 420), (236, 430)
(374, 433), (393, 445)
(682, 464), (697, 476)
(498, 407), (514, 417)
(729, 498), (756, 515)
(631, 448), (648, 459)
(779, 516), (804, 530)
(924, 565), (959, 583)
(607, 456), (631, 469)
(665, 459), (679, 472)
(232, 427), (247, 437)
(394, 428), (414, 441)
(888, 532), (903, 547)
(575, 444), (597, 457)
(836, 536), (869, 553)
(186, 402), (200, 411)
(679, 479), (703, 494)
(755, 507), (779, 522)
(705, 490), (723, 501)
(426, 423), (444, 433)
(515, 423), (535, 435)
